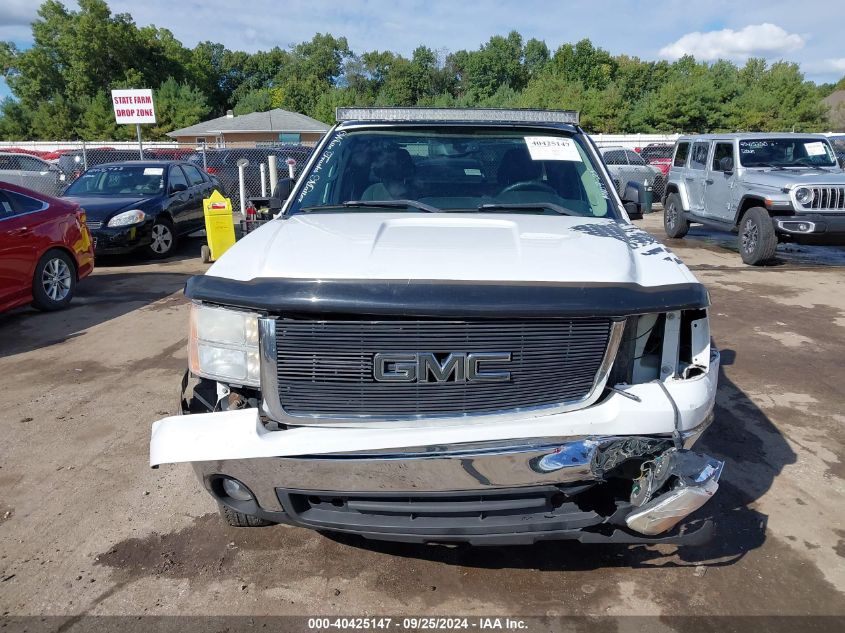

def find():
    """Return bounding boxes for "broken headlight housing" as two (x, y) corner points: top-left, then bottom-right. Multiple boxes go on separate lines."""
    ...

(609, 309), (711, 386)
(188, 303), (261, 387)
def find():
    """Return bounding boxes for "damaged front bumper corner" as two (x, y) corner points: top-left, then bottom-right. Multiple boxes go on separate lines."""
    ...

(626, 449), (724, 535)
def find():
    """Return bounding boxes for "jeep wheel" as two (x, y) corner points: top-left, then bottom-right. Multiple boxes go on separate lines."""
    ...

(739, 207), (777, 265)
(218, 504), (274, 527)
(664, 193), (689, 238)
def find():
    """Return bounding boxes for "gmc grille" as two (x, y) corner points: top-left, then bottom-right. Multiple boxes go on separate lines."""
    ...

(274, 318), (614, 418)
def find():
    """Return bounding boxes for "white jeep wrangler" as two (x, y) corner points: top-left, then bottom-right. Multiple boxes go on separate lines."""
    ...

(151, 108), (723, 546)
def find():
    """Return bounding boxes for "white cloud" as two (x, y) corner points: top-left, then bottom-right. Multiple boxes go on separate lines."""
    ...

(659, 23), (804, 62)
(802, 58), (845, 74)
(0, 0), (38, 41)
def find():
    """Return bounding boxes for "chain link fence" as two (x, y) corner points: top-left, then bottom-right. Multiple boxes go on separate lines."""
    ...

(1, 134), (677, 209)
(0, 140), (317, 212)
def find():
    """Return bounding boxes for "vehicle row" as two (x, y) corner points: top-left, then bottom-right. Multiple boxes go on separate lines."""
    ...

(0, 159), (225, 313)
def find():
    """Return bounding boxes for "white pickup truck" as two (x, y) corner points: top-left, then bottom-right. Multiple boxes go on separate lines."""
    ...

(150, 108), (723, 546)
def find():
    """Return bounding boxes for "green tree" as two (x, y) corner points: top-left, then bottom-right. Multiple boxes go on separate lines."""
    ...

(30, 93), (77, 139)
(730, 60), (828, 131)
(0, 14), (834, 138)
(313, 87), (359, 124)
(76, 91), (121, 139)
(523, 38), (550, 79)
(150, 77), (211, 137)
(552, 39), (617, 90)
(460, 32), (526, 99)
(233, 88), (272, 115)
(0, 98), (32, 140)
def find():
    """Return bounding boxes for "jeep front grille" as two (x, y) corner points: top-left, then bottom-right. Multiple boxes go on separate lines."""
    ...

(271, 318), (618, 418)
(802, 186), (845, 211)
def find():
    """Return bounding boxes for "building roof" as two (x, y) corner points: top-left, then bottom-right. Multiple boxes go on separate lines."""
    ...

(825, 90), (845, 131)
(167, 109), (330, 138)
(823, 90), (845, 108)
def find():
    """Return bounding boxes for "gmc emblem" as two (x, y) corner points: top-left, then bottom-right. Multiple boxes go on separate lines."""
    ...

(373, 352), (512, 383)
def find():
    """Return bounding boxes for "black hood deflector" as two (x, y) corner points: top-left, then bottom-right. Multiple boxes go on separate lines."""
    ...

(185, 275), (709, 318)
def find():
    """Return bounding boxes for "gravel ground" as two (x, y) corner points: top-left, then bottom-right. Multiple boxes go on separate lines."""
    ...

(0, 217), (843, 630)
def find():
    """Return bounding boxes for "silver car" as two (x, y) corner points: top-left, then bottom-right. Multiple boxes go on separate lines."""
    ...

(663, 133), (845, 265)
(598, 146), (665, 202)
(0, 153), (65, 196)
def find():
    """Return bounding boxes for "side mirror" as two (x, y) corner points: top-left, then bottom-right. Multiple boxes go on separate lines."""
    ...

(622, 181), (644, 220)
(271, 177), (294, 203)
(719, 156), (734, 173)
(624, 201), (643, 220)
(170, 182), (188, 194)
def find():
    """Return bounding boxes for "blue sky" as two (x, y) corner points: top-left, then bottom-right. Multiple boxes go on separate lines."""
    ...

(2, 0), (844, 100)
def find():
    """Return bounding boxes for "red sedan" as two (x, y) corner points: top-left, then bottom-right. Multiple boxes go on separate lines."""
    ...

(0, 182), (94, 312)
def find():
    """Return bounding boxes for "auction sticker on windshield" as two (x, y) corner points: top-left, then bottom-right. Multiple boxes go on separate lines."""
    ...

(804, 142), (827, 156)
(524, 136), (582, 161)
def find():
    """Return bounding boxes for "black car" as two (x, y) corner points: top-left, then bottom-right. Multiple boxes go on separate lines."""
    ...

(62, 161), (221, 258)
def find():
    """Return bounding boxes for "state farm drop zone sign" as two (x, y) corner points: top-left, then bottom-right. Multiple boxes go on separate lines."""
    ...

(111, 89), (157, 124)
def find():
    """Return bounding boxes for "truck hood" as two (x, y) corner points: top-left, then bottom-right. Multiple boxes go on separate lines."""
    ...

(742, 167), (845, 189)
(208, 213), (697, 288)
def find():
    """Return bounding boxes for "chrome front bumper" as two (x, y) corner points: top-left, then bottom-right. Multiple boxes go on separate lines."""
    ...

(151, 350), (721, 543)
(188, 421), (721, 544)
(189, 415), (714, 513)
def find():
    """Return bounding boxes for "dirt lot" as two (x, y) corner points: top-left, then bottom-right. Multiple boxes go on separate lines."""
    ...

(1, 215), (843, 628)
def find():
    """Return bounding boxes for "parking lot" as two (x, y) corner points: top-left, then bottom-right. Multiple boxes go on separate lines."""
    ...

(1, 215), (843, 622)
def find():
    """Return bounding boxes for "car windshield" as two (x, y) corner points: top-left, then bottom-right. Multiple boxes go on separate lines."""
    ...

(288, 127), (618, 218)
(739, 138), (838, 168)
(64, 165), (165, 196)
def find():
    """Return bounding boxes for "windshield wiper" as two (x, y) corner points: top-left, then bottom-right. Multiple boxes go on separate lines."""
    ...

(754, 163), (785, 170)
(476, 202), (577, 216)
(784, 163), (828, 171)
(300, 200), (441, 213)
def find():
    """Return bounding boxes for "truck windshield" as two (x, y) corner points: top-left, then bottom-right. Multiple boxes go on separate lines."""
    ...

(739, 138), (838, 168)
(287, 127), (618, 218)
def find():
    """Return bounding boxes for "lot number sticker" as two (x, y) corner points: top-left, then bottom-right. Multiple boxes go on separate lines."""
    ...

(524, 136), (582, 161)
(804, 142), (827, 156)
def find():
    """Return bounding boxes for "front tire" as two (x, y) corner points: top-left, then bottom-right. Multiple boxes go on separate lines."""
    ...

(32, 249), (76, 311)
(739, 207), (777, 265)
(146, 217), (176, 259)
(218, 504), (273, 527)
(664, 193), (689, 238)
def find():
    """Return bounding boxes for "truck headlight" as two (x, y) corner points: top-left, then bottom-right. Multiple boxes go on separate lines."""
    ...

(794, 187), (814, 206)
(188, 303), (261, 387)
(107, 209), (146, 227)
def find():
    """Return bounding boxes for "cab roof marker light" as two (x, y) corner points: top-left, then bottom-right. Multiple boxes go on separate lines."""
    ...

(335, 107), (580, 126)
